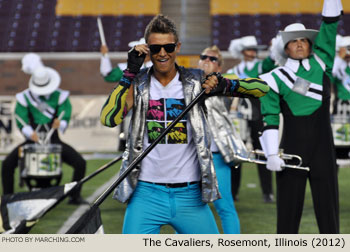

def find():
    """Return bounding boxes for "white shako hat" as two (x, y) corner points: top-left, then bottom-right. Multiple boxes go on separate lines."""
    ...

(29, 66), (61, 95)
(336, 35), (350, 51)
(280, 23), (319, 48)
(228, 36), (266, 59)
(240, 35), (267, 50)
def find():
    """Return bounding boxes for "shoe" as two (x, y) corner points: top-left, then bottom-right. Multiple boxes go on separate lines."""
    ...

(263, 194), (274, 203)
(68, 196), (89, 205)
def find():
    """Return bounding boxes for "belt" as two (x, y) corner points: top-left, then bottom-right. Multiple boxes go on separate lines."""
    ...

(139, 180), (199, 188)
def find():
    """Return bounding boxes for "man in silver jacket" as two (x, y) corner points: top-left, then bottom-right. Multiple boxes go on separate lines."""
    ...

(114, 65), (219, 204)
(199, 45), (241, 234)
(100, 14), (269, 234)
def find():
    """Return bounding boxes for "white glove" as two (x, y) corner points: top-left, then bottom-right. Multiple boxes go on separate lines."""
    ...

(322, 0), (343, 17)
(259, 129), (280, 158)
(59, 120), (68, 133)
(22, 125), (34, 140)
(266, 154), (285, 172)
(100, 55), (112, 77)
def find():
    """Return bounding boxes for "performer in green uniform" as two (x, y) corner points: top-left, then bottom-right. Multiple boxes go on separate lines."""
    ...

(227, 35), (277, 203)
(1, 65), (87, 205)
(259, 0), (343, 233)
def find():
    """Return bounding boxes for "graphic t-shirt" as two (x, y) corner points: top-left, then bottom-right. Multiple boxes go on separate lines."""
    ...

(139, 72), (200, 183)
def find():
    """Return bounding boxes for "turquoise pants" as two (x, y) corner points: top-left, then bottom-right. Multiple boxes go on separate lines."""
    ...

(212, 152), (241, 233)
(122, 181), (219, 234)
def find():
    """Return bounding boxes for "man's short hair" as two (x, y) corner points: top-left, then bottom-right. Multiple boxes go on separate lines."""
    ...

(201, 45), (223, 66)
(144, 14), (179, 44)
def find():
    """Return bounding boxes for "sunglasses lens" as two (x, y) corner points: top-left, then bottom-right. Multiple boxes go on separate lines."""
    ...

(163, 44), (176, 53)
(200, 55), (218, 62)
(149, 44), (176, 54)
(149, 45), (162, 54)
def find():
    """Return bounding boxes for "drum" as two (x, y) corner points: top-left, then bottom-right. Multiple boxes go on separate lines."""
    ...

(20, 143), (62, 190)
(331, 115), (350, 147)
(331, 115), (350, 161)
(229, 111), (249, 143)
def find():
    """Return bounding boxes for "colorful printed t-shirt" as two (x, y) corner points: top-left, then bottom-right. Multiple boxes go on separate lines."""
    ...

(139, 72), (200, 183)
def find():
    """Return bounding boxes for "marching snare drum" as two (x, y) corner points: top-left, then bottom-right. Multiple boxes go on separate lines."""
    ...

(331, 115), (350, 147)
(21, 143), (62, 190)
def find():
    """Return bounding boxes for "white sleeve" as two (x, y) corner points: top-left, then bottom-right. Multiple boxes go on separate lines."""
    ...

(59, 120), (68, 133)
(260, 129), (280, 156)
(332, 56), (343, 78)
(22, 125), (34, 140)
(259, 72), (279, 94)
(58, 90), (70, 105)
(259, 135), (268, 158)
(322, 0), (343, 17)
(16, 92), (27, 107)
(100, 55), (113, 77)
(118, 62), (128, 71)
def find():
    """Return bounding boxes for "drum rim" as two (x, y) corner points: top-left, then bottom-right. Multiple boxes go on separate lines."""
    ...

(23, 143), (62, 152)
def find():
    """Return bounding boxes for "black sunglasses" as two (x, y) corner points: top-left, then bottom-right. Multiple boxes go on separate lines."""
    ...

(200, 55), (218, 62)
(149, 43), (177, 54)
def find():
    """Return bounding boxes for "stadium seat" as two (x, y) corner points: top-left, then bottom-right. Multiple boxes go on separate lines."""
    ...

(1, 0), (349, 52)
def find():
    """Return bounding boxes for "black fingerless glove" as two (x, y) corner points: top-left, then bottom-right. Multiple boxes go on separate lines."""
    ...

(127, 47), (146, 74)
(206, 72), (223, 91)
(204, 72), (225, 96)
(205, 72), (223, 81)
(205, 72), (240, 96)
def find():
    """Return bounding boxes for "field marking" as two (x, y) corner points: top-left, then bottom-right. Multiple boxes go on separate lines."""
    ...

(56, 172), (119, 234)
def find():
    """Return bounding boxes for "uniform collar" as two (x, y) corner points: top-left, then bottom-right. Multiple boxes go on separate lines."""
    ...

(30, 91), (50, 100)
(285, 57), (310, 72)
(243, 58), (259, 71)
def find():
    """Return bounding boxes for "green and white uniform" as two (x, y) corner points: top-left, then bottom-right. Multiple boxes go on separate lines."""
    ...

(227, 57), (275, 80)
(15, 88), (71, 138)
(2, 88), (86, 197)
(226, 57), (276, 199)
(259, 17), (340, 233)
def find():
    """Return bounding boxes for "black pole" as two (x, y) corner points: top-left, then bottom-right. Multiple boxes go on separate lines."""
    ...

(29, 154), (123, 227)
(92, 89), (207, 207)
(79, 154), (123, 185)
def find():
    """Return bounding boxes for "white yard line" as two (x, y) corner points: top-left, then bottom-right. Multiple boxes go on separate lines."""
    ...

(56, 173), (119, 234)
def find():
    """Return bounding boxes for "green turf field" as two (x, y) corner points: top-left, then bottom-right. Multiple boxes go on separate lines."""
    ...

(1, 159), (349, 234)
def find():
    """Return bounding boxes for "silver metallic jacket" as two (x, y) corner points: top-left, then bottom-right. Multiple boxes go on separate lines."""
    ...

(205, 96), (244, 164)
(113, 65), (220, 203)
